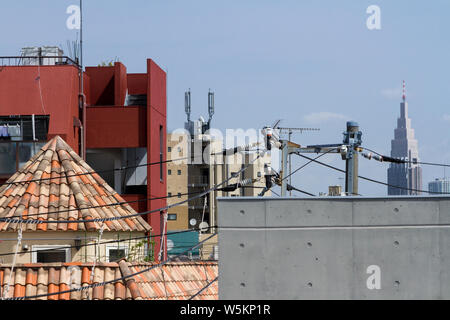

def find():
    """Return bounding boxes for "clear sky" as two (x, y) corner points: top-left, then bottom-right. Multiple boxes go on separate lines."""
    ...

(1, 0), (449, 196)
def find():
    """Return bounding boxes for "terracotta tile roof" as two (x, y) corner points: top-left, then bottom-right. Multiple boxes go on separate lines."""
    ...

(0, 136), (151, 232)
(0, 261), (218, 300)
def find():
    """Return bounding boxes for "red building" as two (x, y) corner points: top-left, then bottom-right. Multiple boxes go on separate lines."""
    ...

(0, 53), (167, 260)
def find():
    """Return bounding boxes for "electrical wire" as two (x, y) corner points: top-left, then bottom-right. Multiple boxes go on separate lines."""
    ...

(361, 146), (450, 168)
(3, 141), (264, 187)
(297, 154), (450, 195)
(0, 151), (264, 225)
(0, 225), (218, 258)
(0, 179), (261, 221)
(4, 232), (218, 300)
(285, 148), (338, 183)
(2, 156), (190, 186)
(4, 189), (207, 219)
(258, 150), (335, 197)
(188, 276), (218, 300)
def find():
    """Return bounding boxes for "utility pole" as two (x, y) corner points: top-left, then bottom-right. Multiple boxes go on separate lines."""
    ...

(79, 0), (86, 160)
(276, 122), (361, 197)
(342, 121), (362, 195)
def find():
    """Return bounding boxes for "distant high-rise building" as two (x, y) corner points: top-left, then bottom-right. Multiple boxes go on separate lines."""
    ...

(428, 178), (450, 194)
(387, 81), (422, 195)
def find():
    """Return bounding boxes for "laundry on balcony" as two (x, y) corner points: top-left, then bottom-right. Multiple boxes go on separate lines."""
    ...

(7, 124), (21, 140)
(0, 125), (9, 138)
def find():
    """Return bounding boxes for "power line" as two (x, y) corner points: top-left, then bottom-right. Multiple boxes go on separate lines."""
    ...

(1, 177), (264, 220)
(2, 156), (189, 186)
(259, 151), (334, 197)
(361, 146), (450, 168)
(296, 154), (450, 195)
(284, 148), (338, 183)
(4, 232), (218, 300)
(0, 152), (264, 225)
(3, 141), (265, 187)
(0, 225), (218, 258)
(4, 189), (206, 219)
(188, 276), (218, 300)
(3, 176), (261, 220)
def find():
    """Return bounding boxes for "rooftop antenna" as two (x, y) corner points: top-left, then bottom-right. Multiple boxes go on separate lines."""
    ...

(208, 89), (215, 124)
(185, 89), (191, 123)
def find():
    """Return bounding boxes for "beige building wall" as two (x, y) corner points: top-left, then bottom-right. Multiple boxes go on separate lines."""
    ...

(0, 231), (148, 264)
(166, 131), (272, 260)
(167, 133), (189, 231)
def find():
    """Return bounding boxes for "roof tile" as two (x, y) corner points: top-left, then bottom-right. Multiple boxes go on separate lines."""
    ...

(0, 136), (151, 232)
(0, 261), (218, 300)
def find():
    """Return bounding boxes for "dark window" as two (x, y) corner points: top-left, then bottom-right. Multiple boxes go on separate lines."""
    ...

(168, 214), (177, 221)
(123, 185), (147, 195)
(125, 94), (147, 106)
(36, 250), (67, 263)
(168, 146), (172, 152)
(168, 192), (172, 197)
(0, 115), (49, 141)
(108, 249), (126, 262)
(168, 169), (172, 175)
(178, 193), (181, 198)
(177, 170), (181, 175)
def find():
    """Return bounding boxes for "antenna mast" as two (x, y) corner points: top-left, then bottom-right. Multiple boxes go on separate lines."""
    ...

(208, 89), (215, 125)
(185, 89), (191, 123)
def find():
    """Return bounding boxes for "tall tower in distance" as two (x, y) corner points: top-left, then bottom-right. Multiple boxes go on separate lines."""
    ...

(387, 81), (423, 195)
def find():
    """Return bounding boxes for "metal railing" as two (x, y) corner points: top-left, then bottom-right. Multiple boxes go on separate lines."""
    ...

(188, 176), (209, 186)
(0, 56), (79, 67)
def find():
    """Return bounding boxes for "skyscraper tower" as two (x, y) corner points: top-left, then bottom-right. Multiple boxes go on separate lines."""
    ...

(387, 81), (422, 195)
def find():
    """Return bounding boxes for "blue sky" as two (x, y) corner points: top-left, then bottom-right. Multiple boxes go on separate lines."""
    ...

(2, 0), (449, 196)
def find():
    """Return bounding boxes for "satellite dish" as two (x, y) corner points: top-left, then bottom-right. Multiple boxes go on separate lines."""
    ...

(167, 239), (174, 251)
(199, 221), (209, 232)
(189, 218), (197, 226)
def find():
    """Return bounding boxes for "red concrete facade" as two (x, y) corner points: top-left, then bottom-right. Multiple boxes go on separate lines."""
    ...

(0, 65), (80, 148)
(0, 59), (167, 261)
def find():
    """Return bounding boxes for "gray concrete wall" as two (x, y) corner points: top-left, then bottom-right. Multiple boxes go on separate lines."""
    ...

(217, 196), (450, 299)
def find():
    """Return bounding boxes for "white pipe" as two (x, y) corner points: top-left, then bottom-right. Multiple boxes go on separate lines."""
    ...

(31, 114), (36, 141)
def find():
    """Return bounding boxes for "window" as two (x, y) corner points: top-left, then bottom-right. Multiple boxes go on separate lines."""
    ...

(168, 192), (172, 197)
(178, 193), (181, 198)
(177, 147), (182, 153)
(0, 142), (46, 175)
(177, 170), (181, 175)
(168, 169), (172, 175)
(168, 214), (177, 221)
(107, 246), (128, 262)
(257, 171), (262, 178)
(168, 146), (172, 152)
(32, 245), (71, 263)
